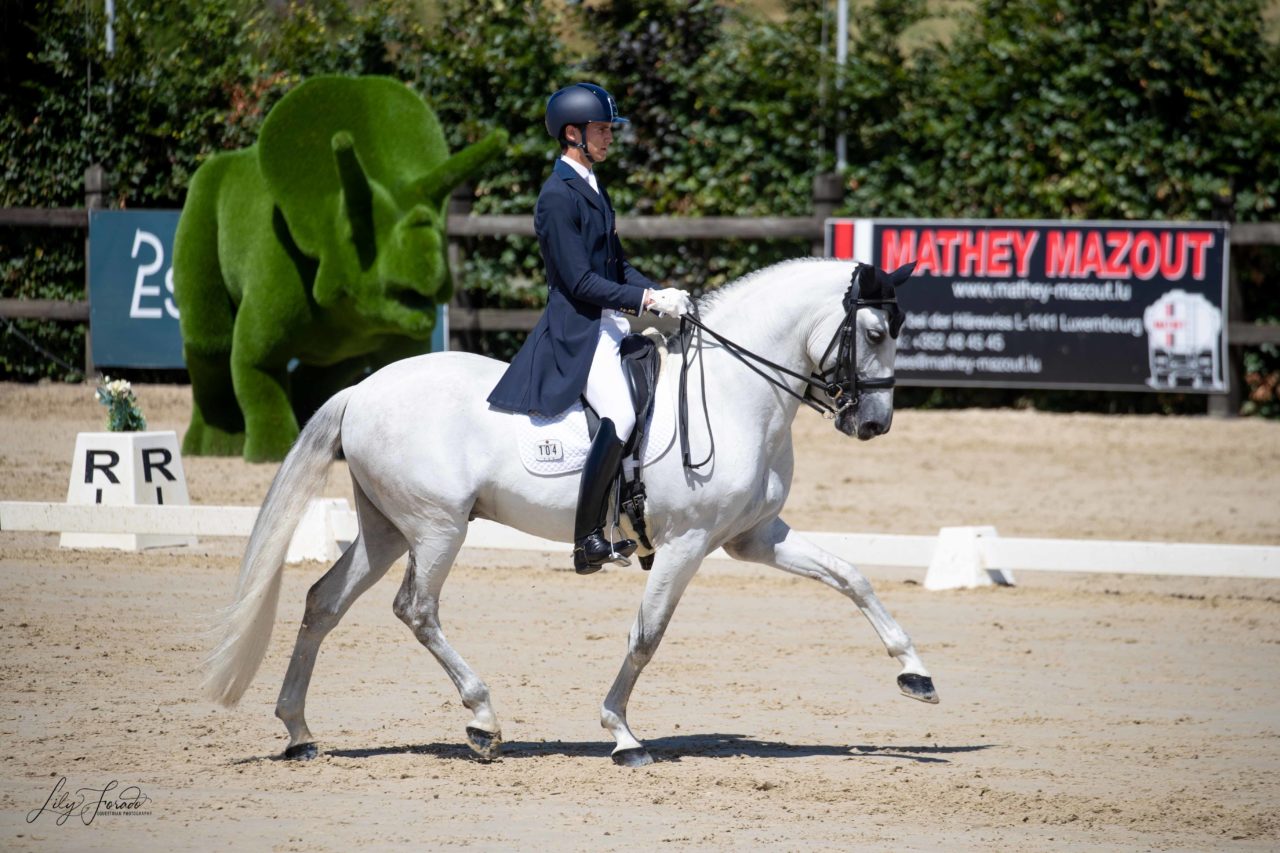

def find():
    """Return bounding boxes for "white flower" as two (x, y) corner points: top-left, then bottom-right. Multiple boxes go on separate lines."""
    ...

(97, 377), (134, 400)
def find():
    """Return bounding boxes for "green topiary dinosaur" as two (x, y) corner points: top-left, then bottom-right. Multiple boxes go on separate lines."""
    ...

(174, 75), (506, 462)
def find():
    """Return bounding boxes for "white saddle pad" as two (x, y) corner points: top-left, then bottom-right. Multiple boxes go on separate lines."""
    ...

(516, 397), (675, 476)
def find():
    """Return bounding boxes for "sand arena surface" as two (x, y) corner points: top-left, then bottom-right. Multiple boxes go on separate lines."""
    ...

(1, 381), (1278, 850)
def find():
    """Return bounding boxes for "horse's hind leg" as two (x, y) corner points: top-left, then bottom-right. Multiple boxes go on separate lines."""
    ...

(275, 484), (407, 758)
(391, 512), (502, 761)
(725, 517), (938, 704)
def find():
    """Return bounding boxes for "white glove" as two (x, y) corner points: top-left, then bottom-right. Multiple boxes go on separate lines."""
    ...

(646, 287), (694, 318)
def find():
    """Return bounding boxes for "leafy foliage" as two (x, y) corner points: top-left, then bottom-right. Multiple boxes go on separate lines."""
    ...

(848, 0), (1280, 222)
(411, 0), (578, 327)
(3, 0), (260, 379)
(3, 0), (1277, 414)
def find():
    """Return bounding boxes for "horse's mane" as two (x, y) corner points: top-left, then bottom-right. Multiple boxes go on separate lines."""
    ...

(695, 257), (845, 319)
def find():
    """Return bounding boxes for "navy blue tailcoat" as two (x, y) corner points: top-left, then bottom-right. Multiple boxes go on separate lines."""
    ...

(487, 159), (657, 415)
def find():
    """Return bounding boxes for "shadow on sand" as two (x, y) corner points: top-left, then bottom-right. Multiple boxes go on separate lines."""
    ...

(242, 734), (997, 765)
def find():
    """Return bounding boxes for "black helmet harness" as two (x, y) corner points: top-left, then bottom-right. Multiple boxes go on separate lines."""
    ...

(567, 127), (601, 164)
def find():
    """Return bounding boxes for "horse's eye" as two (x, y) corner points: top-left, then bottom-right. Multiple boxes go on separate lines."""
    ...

(867, 327), (886, 345)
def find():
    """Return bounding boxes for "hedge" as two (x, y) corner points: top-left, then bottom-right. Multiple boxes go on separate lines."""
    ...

(3, 0), (1277, 415)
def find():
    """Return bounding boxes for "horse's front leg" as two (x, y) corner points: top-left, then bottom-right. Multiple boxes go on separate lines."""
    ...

(601, 536), (707, 767)
(725, 517), (938, 704)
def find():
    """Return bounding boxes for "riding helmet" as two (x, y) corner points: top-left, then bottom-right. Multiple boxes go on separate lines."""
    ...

(544, 83), (629, 141)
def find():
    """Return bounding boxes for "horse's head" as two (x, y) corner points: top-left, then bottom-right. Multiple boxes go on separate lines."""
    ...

(817, 261), (914, 440)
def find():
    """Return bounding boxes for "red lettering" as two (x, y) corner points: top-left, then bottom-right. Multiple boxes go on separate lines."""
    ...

(1183, 231), (1214, 279)
(958, 230), (983, 275)
(1045, 230), (1080, 277)
(1011, 230), (1040, 277)
(1103, 230), (1132, 278)
(986, 229), (1013, 276)
(1077, 231), (1105, 277)
(915, 229), (940, 275)
(881, 229), (916, 271)
(934, 230), (964, 276)
(1159, 232), (1187, 279)
(1131, 231), (1159, 279)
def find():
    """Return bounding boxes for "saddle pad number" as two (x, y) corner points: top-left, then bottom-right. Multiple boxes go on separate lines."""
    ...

(515, 397), (674, 476)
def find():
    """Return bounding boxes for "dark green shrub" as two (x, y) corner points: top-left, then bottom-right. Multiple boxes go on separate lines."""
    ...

(3, 0), (1276, 415)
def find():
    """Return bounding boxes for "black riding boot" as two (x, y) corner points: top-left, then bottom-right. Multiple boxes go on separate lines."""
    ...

(573, 418), (637, 574)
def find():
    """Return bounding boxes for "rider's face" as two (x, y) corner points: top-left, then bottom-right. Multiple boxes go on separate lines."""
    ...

(582, 122), (614, 161)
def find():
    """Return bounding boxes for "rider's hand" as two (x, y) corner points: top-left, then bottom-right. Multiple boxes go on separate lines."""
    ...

(645, 287), (694, 318)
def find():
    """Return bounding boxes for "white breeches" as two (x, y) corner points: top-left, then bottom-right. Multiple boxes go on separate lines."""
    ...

(583, 314), (635, 442)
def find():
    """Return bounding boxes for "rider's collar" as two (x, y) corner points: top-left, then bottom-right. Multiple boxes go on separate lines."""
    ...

(559, 154), (598, 189)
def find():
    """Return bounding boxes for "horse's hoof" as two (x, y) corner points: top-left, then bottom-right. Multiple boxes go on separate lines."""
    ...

(283, 742), (319, 761)
(465, 726), (503, 761)
(639, 554), (654, 571)
(897, 673), (939, 704)
(611, 747), (654, 768)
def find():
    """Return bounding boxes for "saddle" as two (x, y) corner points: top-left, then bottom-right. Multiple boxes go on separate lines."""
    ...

(581, 331), (662, 570)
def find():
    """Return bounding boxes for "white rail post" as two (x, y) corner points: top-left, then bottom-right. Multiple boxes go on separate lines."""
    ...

(923, 526), (1016, 591)
(285, 498), (352, 564)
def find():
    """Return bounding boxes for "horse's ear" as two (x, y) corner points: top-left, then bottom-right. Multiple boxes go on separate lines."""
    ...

(888, 261), (916, 286)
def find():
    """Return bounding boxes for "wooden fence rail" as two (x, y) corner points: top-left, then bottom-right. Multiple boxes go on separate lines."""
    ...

(2, 168), (1277, 414)
(7, 211), (1272, 338)
(446, 213), (821, 240)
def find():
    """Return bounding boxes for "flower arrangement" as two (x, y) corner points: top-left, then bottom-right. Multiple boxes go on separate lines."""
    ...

(96, 377), (147, 432)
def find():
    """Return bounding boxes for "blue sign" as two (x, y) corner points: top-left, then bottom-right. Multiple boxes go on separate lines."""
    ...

(88, 211), (449, 368)
(88, 210), (185, 367)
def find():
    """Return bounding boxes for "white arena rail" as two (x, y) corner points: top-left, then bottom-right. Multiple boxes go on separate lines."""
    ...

(2, 501), (1277, 587)
(0, 502), (260, 537)
(980, 537), (1280, 580)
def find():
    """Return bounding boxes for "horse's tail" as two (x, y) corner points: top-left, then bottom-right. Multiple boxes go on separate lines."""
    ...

(201, 387), (355, 707)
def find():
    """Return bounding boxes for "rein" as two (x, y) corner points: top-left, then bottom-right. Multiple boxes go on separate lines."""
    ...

(677, 263), (900, 471)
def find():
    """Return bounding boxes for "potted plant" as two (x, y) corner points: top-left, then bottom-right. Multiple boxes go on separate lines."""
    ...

(96, 377), (147, 431)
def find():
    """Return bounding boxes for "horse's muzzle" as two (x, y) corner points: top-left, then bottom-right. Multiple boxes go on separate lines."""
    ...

(836, 408), (887, 440)
(856, 418), (889, 441)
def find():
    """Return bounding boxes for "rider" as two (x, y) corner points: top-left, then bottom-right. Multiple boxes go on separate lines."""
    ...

(487, 82), (694, 575)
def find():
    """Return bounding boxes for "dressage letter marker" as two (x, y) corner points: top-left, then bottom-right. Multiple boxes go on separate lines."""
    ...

(61, 430), (196, 551)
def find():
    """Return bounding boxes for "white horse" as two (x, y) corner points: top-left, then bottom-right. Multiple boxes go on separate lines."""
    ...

(202, 258), (938, 766)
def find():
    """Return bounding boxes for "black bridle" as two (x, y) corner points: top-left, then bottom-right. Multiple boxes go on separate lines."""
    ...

(678, 262), (902, 470)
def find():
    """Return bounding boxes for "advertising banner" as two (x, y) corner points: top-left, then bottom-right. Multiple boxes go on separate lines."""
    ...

(88, 210), (448, 368)
(88, 210), (185, 368)
(826, 218), (1230, 392)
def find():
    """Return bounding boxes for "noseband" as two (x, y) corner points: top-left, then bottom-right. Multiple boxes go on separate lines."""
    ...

(677, 262), (901, 469)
